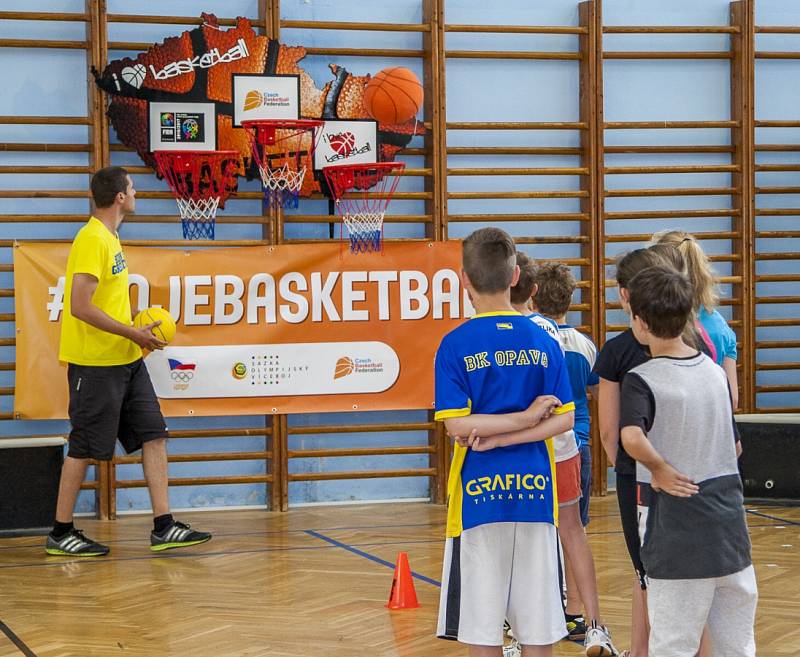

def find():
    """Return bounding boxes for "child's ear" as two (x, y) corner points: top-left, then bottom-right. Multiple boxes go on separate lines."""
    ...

(619, 287), (630, 303)
(632, 314), (649, 333)
(460, 268), (473, 292)
(510, 264), (521, 288)
(530, 283), (538, 299)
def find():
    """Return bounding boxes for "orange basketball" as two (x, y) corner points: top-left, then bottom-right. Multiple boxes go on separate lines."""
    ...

(364, 67), (423, 125)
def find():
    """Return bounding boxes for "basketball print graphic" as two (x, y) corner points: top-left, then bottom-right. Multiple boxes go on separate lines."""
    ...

(328, 131), (356, 158)
(334, 357), (355, 380)
(93, 14), (425, 196)
(120, 63), (146, 88)
(244, 90), (262, 112)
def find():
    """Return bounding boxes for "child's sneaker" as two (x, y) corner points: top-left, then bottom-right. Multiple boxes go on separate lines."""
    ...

(503, 619), (514, 637)
(502, 639), (521, 657)
(45, 529), (109, 557)
(584, 621), (619, 657)
(566, 614), (588, 641)
(150, 521), (211, 552)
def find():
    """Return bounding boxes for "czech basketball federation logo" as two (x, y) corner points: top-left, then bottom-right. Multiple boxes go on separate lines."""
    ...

(244, 90), (262, 112)
(334, 357), (354, 380)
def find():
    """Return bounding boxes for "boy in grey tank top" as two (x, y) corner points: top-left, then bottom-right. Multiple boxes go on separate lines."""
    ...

(619, 266), (756, 657)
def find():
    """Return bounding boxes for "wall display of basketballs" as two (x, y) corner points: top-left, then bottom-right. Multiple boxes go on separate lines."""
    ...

(92, 13), (424, 200)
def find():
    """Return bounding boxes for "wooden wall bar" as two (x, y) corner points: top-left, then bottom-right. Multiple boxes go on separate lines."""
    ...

(0, 1), (798, 518)
(598, 2), (757, 419)
(752, 17), (800, 412)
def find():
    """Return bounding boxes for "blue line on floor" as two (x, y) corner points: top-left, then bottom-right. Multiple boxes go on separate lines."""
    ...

(305, 529), (441, 587)
(0, 537), (444, 572)
(746, 508), (800, 526)
(3, 518), (787, 571)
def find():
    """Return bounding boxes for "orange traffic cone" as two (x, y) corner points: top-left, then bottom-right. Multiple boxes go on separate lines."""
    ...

(386, 552), (420, 609)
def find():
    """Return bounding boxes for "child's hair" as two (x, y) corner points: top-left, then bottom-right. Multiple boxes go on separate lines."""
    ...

(615, 248), (665, 290)
(648, 242), (687, 275)
(510, 252), (537, 305)
(616, 246), (706, 351)
(651, 230), (719, 312)
(462, 227), (516, 294)
(628, 266), (694, 339)
(532, 262), (576, 317)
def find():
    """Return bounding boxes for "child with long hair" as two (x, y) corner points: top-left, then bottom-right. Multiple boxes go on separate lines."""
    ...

(651, 230), (739, 409)
(594, 246), (713, 657)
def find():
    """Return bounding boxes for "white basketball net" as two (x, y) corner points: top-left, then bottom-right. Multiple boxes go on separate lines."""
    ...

(343, 211), (384, 235)
(341, 210), (385, 252)
(175, 196), (220, 223)
(175, 196), (220, 239)
(257, 162), (306, 194)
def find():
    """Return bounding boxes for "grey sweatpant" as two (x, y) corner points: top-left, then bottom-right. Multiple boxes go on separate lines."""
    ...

(647, 565), (758, 657)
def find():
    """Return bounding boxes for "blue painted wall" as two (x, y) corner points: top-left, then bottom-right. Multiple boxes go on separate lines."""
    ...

(1, 0), (797, 513)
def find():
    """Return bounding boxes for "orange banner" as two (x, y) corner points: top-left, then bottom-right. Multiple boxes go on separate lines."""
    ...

(13, 241), (468, 419)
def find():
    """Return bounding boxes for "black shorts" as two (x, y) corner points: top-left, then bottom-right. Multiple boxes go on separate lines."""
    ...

(616, 472), (647, 589)
(67, 359), (167, 461)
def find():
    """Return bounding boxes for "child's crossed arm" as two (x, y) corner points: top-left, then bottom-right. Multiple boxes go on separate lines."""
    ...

(444, 394), (574, 452)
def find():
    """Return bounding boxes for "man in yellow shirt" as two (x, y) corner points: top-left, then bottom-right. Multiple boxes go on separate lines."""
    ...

(47, 166), (212, 557)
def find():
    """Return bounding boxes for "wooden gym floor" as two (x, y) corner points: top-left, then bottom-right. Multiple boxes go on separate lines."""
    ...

(0, 496), (797, 657)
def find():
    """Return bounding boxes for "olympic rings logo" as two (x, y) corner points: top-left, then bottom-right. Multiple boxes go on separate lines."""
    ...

(170, 371), (194, 382)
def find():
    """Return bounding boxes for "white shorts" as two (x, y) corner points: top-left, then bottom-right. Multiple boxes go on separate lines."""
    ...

(437, 522), (566, 646)
(648, 565), (758, 657)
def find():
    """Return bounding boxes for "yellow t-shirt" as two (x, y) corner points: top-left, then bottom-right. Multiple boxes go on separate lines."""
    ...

(58, 217), (142, 366)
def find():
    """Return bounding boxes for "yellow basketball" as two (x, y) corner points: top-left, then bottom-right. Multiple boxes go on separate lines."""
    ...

(133, 306), (177, 344)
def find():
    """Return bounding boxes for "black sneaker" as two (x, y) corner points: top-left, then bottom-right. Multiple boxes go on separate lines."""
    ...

(45, 529), (110, 557)
(566, 615), (588, 642)
(150, 521), (212, 552)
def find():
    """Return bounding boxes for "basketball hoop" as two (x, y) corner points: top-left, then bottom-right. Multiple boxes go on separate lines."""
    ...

(154, 150), (239, 240)
(323, 161), (405, 253)
(241, 119), (323, 209)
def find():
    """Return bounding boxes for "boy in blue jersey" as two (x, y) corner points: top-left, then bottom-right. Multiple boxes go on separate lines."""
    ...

(531, 263), (617, 657)
(435, 228), (575, 657)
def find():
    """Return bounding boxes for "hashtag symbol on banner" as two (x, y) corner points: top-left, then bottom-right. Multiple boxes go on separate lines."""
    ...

(47, 276), (66, 321)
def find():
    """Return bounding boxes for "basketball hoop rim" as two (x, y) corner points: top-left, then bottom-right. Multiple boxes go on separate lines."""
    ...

(241, 119), (324, 130)
(152, 149), (240, 210)
(153, 150), (240, 158)
(322, 161), (405, 199)
(322, 161), (405, 176)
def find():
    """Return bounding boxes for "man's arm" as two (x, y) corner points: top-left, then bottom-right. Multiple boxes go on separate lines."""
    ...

(71, 273), (165, 351)
(598, 378), (620, 466)
(620, 425), (699, 497)
(468, 410), (574, 451)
